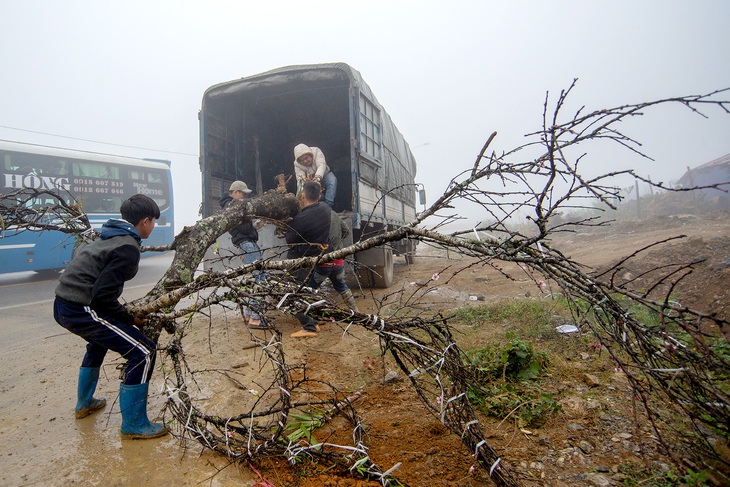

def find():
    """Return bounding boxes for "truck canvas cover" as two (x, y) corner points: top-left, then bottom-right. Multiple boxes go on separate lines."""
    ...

(200, 62), (417, 226)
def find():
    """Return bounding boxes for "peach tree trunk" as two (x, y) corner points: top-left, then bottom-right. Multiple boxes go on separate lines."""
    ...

(144, 191), (299, 301)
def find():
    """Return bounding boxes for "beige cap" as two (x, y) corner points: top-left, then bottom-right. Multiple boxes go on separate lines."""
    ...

(229, 180), (252, 193)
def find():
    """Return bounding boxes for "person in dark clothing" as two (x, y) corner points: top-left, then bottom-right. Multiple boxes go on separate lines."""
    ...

(53, 194), (167, 439)
(219, 180), (265, 326)
(285, 181), (357, 338)
(308, 208), (359, 312)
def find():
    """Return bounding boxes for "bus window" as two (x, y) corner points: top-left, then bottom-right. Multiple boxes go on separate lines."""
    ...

(94, 196), (123, 213)
(2, 152), (36, 172)
(22, 192), (70, 209)
(42, 159), (69, 176)
(3, 153), (19, 171)
(73, 161), (121, 179)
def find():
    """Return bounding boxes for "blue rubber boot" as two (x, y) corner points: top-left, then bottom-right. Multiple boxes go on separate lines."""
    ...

(75, 367), (107, 419)
(119, 382), (168, 439)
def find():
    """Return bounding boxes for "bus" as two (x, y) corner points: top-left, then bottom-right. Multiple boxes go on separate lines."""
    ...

(0, 140), (174, 274)
(199, 63), (419, 287)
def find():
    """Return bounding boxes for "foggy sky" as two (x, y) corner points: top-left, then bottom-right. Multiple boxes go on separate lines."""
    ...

(2, 0), (729, 230)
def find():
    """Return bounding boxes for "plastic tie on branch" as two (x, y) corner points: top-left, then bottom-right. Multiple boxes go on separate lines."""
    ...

(462, 420), (479, 438)
(489, 457), (502, 476)
(369, 314), (386, 331)
(304, 299), (327, 314)
(275, 293), (293, 309)
(376, 462), (402, 481)
(341, 313), (357, 337)
(446, 392), (466, 405)
(349, 456), (371, 474)
(474, 439), (487, 455)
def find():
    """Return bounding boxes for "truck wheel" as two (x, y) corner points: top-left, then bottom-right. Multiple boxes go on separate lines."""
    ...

(370, 247), (393, 288)
(405, 252), (417, 265)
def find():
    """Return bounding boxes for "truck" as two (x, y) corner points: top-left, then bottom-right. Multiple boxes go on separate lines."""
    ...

(199, 63), (420, 287)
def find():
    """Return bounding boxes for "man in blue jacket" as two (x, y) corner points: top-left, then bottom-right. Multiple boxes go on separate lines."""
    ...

(53, 194), (167, 439)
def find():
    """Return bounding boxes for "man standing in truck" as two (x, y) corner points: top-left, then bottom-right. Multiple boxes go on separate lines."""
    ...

(293, 143), (337, 208)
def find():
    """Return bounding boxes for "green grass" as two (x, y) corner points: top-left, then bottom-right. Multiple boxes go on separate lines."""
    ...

(464, 331), (561, 427)
(454, 300), (554, 327)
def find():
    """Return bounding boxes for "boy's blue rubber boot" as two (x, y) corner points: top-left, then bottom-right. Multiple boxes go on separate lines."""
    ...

(75, 367), (107, 419)
(119, 382), (168, 439)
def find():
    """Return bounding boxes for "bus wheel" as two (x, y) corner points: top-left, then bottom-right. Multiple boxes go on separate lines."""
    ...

(34, 268), (63, 278)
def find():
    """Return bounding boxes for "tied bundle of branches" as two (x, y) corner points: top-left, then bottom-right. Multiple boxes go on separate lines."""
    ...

(154, 270), (519, 486)
(6, 84), (730, 485)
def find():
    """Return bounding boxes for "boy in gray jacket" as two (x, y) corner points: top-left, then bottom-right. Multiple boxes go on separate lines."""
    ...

(53, 194), (167, 439)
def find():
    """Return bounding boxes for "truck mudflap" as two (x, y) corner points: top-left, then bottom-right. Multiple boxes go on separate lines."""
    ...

(350, 245), (394, 289)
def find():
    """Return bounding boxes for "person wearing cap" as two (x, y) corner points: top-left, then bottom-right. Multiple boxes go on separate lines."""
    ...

(293, 143), (337, 208)
(219, 180), (266, 327)
(285, 180), (357, 338)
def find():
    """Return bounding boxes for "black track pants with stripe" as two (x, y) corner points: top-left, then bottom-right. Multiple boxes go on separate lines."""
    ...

(53, 297), (156, 385)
